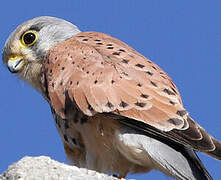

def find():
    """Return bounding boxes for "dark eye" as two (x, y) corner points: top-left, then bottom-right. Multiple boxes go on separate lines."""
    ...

(23, 33), (35, 44)
(21, 31), (38, 46)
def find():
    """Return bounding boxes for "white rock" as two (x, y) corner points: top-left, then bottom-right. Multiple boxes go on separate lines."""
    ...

(0, 156), (123, 180)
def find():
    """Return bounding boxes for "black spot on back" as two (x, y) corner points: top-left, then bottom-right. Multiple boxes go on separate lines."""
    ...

(122, 72), (129, 76)
(146, 71), (153, 76)
(106, 101), (114, 109)
(141, 94), (149, 99)
(137, 83), (142, 87)
(169, 100), (176, 105)
(176, 110), (187, 117)
(112, 52), (120, 56)
(161, 75), (167, 79)
(163, 88), (176, 95)
(121, 59), (129, 64)
(119, 101), (128, 108)
(150, 81), (157, 87)
(119, 49), (126, 52)
(171, 87), (177, 94)
(152, 66), (157, 70)
(88, 104), (94, 111)
(135, 64), (145, 68)
(168, 118), (183, 126)
(135, 102), (146, 108)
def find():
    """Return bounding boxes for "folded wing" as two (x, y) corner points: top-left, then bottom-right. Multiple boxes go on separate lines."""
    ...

(40, 31), (221, 160)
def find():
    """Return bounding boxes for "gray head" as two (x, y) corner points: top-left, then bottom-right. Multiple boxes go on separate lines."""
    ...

(2, 16), (80, 91)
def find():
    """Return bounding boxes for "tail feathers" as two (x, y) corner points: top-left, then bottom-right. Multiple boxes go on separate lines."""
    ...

(184, 148), (212, 180)
(206, 137), (221, 160)
(150, 139), (213, 180)
(119, 117), (213, 180)
(178, 116), (221, 161)
(193, 117), (221, 160)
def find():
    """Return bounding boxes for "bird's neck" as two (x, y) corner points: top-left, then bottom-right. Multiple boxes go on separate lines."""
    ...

(19, 62), (43, 93)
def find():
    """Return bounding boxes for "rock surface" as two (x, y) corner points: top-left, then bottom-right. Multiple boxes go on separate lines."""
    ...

(0, 156), (123, 180)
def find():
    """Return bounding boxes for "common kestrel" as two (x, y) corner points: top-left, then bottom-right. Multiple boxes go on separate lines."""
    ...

(3, 16), (221, 180)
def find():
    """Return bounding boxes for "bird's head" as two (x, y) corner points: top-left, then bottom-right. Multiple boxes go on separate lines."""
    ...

(2, 16), (80, 91)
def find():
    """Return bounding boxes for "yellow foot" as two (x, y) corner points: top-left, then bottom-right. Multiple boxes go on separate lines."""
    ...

(112, 173), (127, 179)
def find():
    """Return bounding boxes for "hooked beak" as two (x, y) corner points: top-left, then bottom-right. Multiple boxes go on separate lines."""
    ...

(7, 56), (24, 73)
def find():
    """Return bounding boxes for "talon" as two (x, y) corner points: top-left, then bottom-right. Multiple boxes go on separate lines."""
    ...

(112, 173), (126, 179)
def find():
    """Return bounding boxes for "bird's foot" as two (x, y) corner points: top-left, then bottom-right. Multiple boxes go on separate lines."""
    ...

(112, 173), (126, 179)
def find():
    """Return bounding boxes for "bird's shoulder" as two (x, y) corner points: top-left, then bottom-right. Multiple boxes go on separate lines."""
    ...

(41, 31), (187, 132)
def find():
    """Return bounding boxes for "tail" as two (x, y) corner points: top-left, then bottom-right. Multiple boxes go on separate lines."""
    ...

(118, 116), (214, 180)
(205, 137), (221, 160)
(147, 138), (213, 180)
(186, 117), (221, 160)
(169, 116), (221, 161)
(182, 148), (212, 180)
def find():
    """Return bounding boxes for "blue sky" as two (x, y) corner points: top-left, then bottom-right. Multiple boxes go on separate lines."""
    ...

(1, 0), (221, 179)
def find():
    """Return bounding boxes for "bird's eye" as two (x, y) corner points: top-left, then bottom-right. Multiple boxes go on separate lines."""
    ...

(21, 30), (38, 46)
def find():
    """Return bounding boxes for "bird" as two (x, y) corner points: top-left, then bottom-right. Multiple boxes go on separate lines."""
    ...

(2, 16), (221, 180)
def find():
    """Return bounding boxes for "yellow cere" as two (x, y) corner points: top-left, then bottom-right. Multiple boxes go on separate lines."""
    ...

(9, 55), (24, 61)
